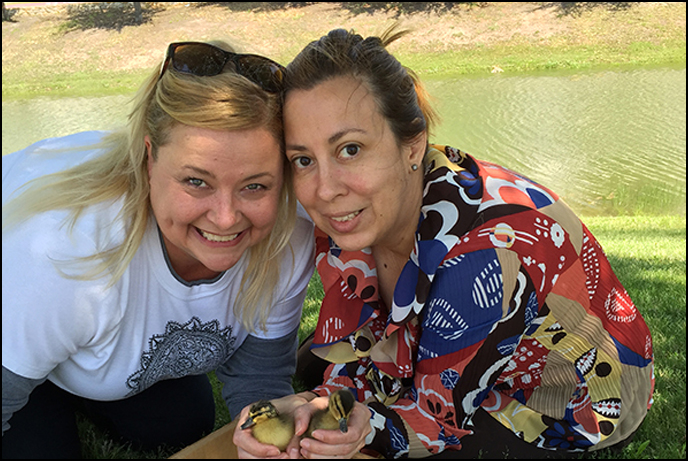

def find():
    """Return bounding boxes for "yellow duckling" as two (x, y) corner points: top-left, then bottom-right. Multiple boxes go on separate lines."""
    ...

(305, 389), (356, 438)
(240, 400), (295, 452)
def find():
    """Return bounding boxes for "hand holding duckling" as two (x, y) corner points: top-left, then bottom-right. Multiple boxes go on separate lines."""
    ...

(304, 389), (355, 438)
(235, 390), (371, 459)
(240, 400), (295, 452)
(294, 389), (372, 459)
(234, 393), (309, 459)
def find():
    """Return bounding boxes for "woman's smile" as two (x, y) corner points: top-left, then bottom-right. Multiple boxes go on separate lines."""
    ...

(195, 227), (244, 244)
(330, 210), (361, 223)
(327, 209), (364, 234)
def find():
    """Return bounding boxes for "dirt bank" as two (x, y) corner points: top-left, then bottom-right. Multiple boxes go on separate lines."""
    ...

(2, 2), (685, 97)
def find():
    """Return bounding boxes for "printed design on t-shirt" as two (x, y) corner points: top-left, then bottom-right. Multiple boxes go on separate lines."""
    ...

(126, 316), (236, 395)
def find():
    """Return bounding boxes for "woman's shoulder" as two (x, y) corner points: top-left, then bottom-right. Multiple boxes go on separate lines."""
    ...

(3, 132), (127, 261)
(21, 131), (108, 152)
(271, 203), (316, 294)
(2, 131), (112, 201)
(3, 196), (127, 263)
(292, 202), (316, 248)
(5, 131), (110, 163)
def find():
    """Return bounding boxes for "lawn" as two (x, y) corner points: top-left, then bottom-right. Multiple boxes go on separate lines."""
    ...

(78, 214), (686, 459)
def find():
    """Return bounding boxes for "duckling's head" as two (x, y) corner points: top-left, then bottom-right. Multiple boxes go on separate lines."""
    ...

(328, 389), (356, 433)
(240, 400), (279, 430)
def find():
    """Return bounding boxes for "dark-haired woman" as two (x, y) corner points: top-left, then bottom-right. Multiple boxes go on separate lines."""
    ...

(239, 27), (653, 459)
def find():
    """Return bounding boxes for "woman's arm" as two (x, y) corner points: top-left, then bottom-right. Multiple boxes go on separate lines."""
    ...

(2, 367), (47, 436)
(215, 327), (300, 420)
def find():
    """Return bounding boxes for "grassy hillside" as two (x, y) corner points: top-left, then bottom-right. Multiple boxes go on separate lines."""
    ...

(2, 2), (685, 99)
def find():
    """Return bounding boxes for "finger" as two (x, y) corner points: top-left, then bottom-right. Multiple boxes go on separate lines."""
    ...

(292, 413), (309, 436)
(307, 406), (370, 445)
(234, 426), (282, 458)
(238, 446), (287, 459)
(286, 433), (302, 455)
(348, 403), (372, 428)
(237, 446), (287, 459)
(300, 442), (363, 459)
(292, 404), (316, 436)
(306, 427), (361, 445)
(301, 429), (361, 455)
(286, 446), (301, 459)
(237, 445), (288, 459)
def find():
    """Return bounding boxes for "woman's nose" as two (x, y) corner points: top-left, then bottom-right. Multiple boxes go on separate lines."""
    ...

(208, 193), (240, 230)
(315, 163), (347, 202)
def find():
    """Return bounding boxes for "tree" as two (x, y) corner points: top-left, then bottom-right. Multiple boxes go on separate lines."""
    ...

(134, 2), (142, 24)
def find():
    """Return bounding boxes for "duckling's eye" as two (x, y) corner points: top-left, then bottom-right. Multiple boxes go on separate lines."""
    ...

(339, 144), (360, 159)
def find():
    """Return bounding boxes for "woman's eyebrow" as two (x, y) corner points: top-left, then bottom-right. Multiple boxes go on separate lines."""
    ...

(286, 128), (368, 153)
(328, 128), (367, 145)
(182, 165), (215, 178)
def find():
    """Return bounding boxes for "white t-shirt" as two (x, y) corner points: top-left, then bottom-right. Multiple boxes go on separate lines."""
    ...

(2, 131), (315, 401)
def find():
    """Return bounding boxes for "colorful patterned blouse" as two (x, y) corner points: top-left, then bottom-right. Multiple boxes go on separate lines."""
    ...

(308, 145), (654, 457)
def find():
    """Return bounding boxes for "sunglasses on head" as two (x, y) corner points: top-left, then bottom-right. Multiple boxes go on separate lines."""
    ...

(158, 42), (285, 93)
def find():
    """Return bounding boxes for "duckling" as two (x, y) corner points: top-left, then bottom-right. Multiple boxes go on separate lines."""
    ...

(305, 389), (356, 438)
(240, 400), (295, 452)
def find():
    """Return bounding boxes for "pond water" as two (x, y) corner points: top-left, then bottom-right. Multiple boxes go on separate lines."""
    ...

(2, 67), (685, 216)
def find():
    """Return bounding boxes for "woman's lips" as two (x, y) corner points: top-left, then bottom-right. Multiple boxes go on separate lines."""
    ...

(330, 210), (361, 223)
(195, 227), (244, 245)
(326, 209), (362, 233)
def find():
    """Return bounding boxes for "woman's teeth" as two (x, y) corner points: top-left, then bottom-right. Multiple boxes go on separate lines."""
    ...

(200, 229), (239, 242)
(331, 211), (360, 222)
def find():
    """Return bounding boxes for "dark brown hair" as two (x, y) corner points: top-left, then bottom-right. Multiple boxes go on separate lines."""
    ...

(285, 26), (437, 145)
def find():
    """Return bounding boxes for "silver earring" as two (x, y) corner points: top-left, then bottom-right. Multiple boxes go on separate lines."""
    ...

(411, 164), (418, 171)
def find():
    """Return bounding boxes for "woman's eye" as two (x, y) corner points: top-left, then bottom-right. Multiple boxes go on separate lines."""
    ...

(186, 177), (207, 188)
(292, 156), (312, 169)
(339, 144), (360, 159)
(245, 183), (265, 191)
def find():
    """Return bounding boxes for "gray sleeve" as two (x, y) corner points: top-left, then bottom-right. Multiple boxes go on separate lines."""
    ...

(2, 367), (47, 436)
(215, 326), (299, 420)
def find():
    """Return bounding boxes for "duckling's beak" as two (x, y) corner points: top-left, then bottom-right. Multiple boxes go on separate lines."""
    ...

(240, 417), (256, 430)
(338, 417), (348, 433)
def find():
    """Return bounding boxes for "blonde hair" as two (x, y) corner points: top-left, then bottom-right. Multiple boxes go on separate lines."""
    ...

(2, 40), (295, 333)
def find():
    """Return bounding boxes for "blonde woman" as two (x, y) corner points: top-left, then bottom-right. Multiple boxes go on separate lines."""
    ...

(2, 41), (314, 458)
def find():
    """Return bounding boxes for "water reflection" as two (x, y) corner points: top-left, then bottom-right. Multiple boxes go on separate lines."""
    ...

(2, 95), (131, 157)
(2, 68), (686, 216)
(428, 67), (686, 216)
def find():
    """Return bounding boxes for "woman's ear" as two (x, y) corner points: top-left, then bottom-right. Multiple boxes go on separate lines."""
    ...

(407, 131), (428, 169)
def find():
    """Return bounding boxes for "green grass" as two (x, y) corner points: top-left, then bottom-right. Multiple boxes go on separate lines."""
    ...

(3, 38), (685, 100)
(397, 40), (687, 80)
(76, 215), (686, 459)
(1, 70), (148, 101)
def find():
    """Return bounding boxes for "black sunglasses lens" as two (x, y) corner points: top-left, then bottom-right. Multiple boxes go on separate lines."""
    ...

(164, 43), (284, 92)
(171, 43), (227, 76)
(235, 56), (284, 92)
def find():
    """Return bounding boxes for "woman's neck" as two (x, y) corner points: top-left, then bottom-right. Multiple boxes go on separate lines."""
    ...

(372, 184), (423, 307)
